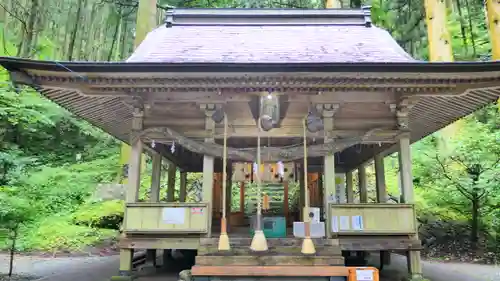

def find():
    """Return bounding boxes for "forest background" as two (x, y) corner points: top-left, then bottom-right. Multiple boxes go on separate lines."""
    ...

(0, 0), (499, 264)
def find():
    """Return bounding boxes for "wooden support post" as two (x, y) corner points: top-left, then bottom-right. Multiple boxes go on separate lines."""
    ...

(299, 164), (305, 220)
(202, 105), (216, 237)
(321, 104), (338, 238)
(225, 162), (233, 231)
(374, 154), (391, 267)
(345, 171), (354, 203)
(118, 248), (134, 277)
(119, 108), (143, 280)
(239, 182), (245, 213)
(398, 137), (414, 203)
(398, 134), (422, 279)
(179, 171), (187, 202)
(337, 174), (346, 203)
(284, 180), (289, 226)
(374, 154), (387, 203)
(486, 0), (500, 60)
(358, 165), (367, 203)
(126, 108), (143, 204)
(150, 153), (162, 202)
(166, 163), (176, 202)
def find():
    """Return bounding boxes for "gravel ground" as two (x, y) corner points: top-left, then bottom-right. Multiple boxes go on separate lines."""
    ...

(385, 254), (500, 281)
(1, 253), (499, 281)
(0, 254), (120, 281)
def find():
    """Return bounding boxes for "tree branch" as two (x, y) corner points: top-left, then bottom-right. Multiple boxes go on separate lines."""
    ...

(434, 154), (474, 199)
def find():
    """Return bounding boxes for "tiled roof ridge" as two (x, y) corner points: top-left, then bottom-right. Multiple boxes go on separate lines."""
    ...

(164, 7), (372, 28)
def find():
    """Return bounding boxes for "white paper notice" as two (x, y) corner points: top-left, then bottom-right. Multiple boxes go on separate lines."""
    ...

(355, 269), (374, 281)
(339, 216), (350, 230)
(331, 216), (339, 232)
(162, 208), (185, 224)
(352, 215), (364, 231)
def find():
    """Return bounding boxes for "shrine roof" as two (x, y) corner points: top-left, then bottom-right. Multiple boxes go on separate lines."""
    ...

(127, 8), (415, 64)
(0, 8), (500, 171)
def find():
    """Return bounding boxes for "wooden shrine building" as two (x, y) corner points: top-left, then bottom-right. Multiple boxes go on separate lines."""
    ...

(1, 7), (500, 281)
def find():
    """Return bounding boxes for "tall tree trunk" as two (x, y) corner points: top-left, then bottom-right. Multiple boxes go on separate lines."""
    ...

(107, 10), (121, 61)
(455, 0), (469, 55)
(67, 0), (84, 61)
(134, 0), (158, 48)
(18, 0), (39, 58)
(471, 194), (480, 249)
(464, 0), (477, 57)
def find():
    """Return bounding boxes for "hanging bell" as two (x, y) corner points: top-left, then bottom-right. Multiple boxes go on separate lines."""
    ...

(306, 114), (324, 133)
(260, 114), (274, 131)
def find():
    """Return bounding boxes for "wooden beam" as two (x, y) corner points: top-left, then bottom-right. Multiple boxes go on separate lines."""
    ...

(143, 127), (401, 140)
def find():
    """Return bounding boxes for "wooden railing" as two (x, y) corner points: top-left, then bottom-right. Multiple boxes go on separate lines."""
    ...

(329, 203), (417, 235)
(124, 202), (209, 234)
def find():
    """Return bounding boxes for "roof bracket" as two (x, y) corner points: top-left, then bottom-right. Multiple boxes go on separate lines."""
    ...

(362, 6), (372, 27)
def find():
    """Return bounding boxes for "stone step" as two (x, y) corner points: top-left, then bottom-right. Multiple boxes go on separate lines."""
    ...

(195, 255), (344, 266)
(197, 246), (342, 256)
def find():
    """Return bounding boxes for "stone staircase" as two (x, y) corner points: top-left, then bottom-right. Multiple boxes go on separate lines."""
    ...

(195, 238), (344, 267)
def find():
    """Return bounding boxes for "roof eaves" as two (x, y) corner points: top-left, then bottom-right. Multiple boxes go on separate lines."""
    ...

(1, 58), (500, 74)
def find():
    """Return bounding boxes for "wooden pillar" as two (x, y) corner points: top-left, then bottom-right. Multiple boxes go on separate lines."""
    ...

(337, 174), (346, 203)
(166, 163), (176, 202)
(375, 154), (391, 267)
(358, 165), (367, 203)
(374, 154), (387, 203)
(299, 163), (305, 219)
(147, 152), (161, 268)
(121, 108), (143, 278)
(239, 182), (245, 213)
(118, 248), (134, 276)
(150, 153), (162, 202)
(225, 162), (233, 230)
(126, 109), (143, 204)
(322, 104), (338, 238)
(398, 134), (422, 278)
(179, 171), (187, 202)
(486, 0), (500, 60)
(202, 105), (215, 237)
(398, 136), (414, 203)
(345, 171), (354, 203)
(317, 173), (323, 220)
(284, 180), (289, 226)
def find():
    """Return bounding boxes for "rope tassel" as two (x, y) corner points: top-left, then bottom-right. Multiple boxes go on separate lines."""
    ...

(250, 117), (268, 252)
(218, 114), (230, 251)
(301, 116), (316, 255)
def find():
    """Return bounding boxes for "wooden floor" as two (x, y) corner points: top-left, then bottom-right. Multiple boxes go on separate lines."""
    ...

(211, 225), (421, 251)
(212, 225), (295, 238)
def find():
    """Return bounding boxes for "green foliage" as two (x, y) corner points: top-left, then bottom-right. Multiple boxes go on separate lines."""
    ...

(16, 215), (117, 251)
(72, 200), (124, 229)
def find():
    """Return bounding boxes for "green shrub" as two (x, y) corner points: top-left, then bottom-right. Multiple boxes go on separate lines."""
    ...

(72, 200), (124, 229)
